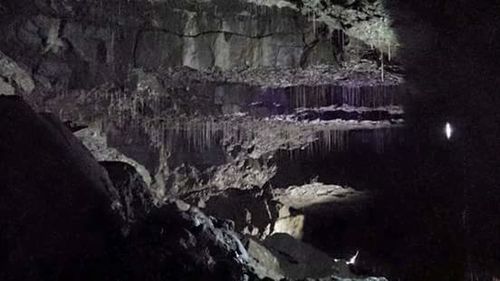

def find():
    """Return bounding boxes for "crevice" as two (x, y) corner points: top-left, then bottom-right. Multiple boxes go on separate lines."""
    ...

(140, 26), (296, 40)
(132, 28), (143, 68)
(299, 34), (319, 69)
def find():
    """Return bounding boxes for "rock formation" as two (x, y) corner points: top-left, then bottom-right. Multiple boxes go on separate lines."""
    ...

(11, 0), (500, 280)
(0, 91), (388, 280)
(1, 0), (397, 90)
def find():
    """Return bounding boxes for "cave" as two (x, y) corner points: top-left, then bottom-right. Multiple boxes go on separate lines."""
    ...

(1, 0), (500, 281)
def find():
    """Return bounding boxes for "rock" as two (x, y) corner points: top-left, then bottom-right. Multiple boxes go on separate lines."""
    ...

(125, 200), (252, 281)
(273, 183), (368, 210)
(174, 199), (191, 212)
(0, 78), (15, 95)
(36, 58), (73, 90)
(75, 126), (154, 197)
(63, 119), (88, 132)
(0, 96), (124, 280)
(0, 95), (298, 280)
(246, 232), (387, 281)
(272, 205), (305, 239)
(246, 237), (286, 280)
(100, 161), (154, 231)
(0, 0), (394, 91)
(135, 31), (183, 70)
(262, 233), (339, 280)
(0, 50), (35, 95)
(198, 187), (279, 239)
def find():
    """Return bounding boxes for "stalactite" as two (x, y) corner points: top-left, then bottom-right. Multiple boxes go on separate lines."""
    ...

(388, 43), (392, 62)
(381, 53), (385, 82)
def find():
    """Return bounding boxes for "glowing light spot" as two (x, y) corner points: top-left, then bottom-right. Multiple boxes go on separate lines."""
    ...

(445, 122), (453, 140)
(347, 250), (359, 265)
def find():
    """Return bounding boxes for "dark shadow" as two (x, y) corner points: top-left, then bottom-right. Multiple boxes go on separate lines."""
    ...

(379, 0), (500, 279)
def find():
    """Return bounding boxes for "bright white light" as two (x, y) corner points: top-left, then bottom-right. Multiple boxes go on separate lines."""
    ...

(445, 122), (453, 140)
(347, 250), (359, 265)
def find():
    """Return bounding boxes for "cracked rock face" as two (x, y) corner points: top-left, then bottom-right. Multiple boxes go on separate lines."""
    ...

(1, 0), (396, 90)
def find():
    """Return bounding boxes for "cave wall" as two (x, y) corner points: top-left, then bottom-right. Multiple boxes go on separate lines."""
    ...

(0, 0), (336, 90)
(0, 0), (394, 91)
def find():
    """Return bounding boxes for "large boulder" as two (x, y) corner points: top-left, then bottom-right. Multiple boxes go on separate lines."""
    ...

(100, 161), (154, 231)
(262, 233), (340, 280)
(0, 96), (123, 280)
(125, 200), (253, 281)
